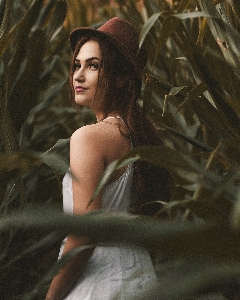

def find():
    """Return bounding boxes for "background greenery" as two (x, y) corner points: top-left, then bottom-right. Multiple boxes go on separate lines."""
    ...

(1, 0), (240, 299)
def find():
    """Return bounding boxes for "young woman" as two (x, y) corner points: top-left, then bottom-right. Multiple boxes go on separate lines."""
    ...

(46, 17), (170, 300)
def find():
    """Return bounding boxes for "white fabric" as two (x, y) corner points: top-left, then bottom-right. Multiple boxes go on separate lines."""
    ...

(60, 164), (158, 299)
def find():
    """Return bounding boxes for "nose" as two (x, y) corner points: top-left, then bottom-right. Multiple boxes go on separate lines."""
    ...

(73, 68), (85, 83)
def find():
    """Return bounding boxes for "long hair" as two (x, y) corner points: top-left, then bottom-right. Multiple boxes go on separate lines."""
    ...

(70, 36), (171, 215)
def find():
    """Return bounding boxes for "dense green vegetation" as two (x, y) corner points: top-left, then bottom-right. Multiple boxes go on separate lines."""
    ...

(1, 0), (240, 299)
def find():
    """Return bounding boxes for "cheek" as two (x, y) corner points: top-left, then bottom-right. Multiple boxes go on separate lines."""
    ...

(94, 77), (99, 87)
(90, 75), (99, 91)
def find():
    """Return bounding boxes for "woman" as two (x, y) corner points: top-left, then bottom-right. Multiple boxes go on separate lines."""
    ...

(46, 17), (170, 300)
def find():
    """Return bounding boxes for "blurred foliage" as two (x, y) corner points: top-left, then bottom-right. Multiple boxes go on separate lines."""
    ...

(0, 0), (94, 298)
(1, 0), (240, 299)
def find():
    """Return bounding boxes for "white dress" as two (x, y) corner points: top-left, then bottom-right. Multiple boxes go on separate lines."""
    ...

(60, 163), (158, 299)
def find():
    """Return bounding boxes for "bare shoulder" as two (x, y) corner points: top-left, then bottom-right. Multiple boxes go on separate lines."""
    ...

(70, 124), (107, 170)
(70, 122), (115, 158)
(71, 124), (95, 141)
(71, 122), (130, 176)
(71, 122), (109, 144)
(71, 122), (130, 162)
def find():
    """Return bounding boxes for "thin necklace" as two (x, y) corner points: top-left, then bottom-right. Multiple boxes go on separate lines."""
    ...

(102, 115), (125, 126)
(103, 116), (122, 121)
(102, 116), (123, 127)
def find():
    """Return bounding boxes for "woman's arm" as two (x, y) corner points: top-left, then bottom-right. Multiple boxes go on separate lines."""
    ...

(45, 236), (94, 300)
(46, 126), (105, 300)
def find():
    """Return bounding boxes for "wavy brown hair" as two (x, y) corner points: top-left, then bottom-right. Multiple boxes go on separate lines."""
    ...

(70, 36), (171, 215)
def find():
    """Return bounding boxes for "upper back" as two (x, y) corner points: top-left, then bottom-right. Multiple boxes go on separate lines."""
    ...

(72, 120), (131, 185)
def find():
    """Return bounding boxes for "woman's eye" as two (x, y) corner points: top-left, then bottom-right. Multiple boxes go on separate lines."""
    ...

(89, 63), (99, 70)
(74, 64), (81, 71)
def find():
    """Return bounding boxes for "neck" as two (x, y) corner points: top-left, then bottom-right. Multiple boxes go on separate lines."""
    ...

(95, 111), (122, 123)
(96, 114), (104, 123)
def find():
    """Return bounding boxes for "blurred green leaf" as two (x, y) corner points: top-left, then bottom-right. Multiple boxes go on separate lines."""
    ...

(229, 0), (240, 23)
(6, 0), (45, 82)
(139, 262), (239, 300)
(0, 151), (41, 178)
(42, 138), (70, 158)
(0, 97), (19, 152)
(0, 0), (14, 38)
(41, 151), (69, 175)
(199, 0), (240, 73)
(1, 209), (240, 262)
(176, 0), (192, 13)
(48, 0), (67, 42)
(26, 79), (67, 125)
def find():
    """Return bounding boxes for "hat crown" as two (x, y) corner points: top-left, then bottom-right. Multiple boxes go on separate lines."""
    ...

(98, 17), (139, 58)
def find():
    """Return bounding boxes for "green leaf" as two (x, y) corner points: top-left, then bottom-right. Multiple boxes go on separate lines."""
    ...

(198, 0), (240, 70)
(0, 151), (41, 178)
(173, 81), (208, 115)
(189, 94), (233, 141)
(0, 151), (42, 207)
(170, 85), (187, 96)
(0, 97), (19, 152)
(176, 0), (193, 13)
(139, 12), (161, 50)
(42, 138), (70, 157)
(41, 151), (69, 175)
(228, 0), (240, 23)
(48, 0), (67, 42)
(153, 12), (210, 66)
(231, 187), (240, 229)
(153, 15), (181, 67)
(26, 79), (66, 125)
(169, 57), (187, 84)
(1, 208), (240, 262)
(0, 19), (21, 58)
(174, 11), (210, 20)
(6, 0), (45, 76)
(143, 74), (154, 115)
(160, 123), (213, 152)
(140, 262), (240, 300)
(0, 0), (14, 39)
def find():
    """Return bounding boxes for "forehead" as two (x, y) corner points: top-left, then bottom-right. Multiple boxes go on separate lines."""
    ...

(76, 40), (101, 60)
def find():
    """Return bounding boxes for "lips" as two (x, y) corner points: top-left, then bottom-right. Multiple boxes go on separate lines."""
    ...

(75, 86), (87, 92)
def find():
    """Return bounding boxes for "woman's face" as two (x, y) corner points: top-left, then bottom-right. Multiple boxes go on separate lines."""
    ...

(73, 40), (102, 109)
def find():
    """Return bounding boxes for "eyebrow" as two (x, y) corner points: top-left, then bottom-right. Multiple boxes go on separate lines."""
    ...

(75, 57), (100, 63)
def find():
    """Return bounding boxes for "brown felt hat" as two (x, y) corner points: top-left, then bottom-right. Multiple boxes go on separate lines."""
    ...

(70, 17), (148, 84)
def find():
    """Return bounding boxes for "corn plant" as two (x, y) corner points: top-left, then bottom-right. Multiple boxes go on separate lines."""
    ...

(0, 0), (75, 298)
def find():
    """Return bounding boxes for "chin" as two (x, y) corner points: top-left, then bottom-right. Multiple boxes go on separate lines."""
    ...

(75, 100), (91, 109)
(75, 98), (87, 106)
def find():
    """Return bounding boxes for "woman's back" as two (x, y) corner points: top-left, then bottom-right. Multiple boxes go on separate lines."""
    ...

(63, 117), (133, 214)
(60, 125), (157, 300)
